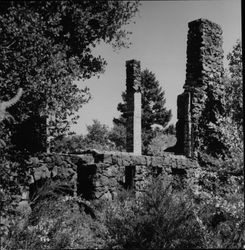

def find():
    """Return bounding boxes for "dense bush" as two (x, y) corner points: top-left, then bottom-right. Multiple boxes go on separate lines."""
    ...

(0, 142), (31, 245)
(195, 192), (244, 248)
(2, 166), (244, 249)
(104, 169), (244, 249)
(105, 177), (206, 249)
(5, 194), (109, 249)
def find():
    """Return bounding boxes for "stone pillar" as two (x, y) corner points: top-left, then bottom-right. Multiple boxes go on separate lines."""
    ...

(176, 92), (192, 157)
(126, 60), (142, 155)
(176, 18), (224, 158)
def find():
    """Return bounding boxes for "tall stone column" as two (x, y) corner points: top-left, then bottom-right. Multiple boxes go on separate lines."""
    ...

(176, 91), (192, 157)
(126, 60), (142, 155)
(176, 18), (224, 158)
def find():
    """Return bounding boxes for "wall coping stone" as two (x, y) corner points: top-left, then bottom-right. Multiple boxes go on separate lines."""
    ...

(68, 150), (200, 170)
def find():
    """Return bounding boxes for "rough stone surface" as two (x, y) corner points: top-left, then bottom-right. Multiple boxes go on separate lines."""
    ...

(27, 153), (78, 199)
(22, 150), (241, 204)
(71, 150), (200, 200)
(22, 147), (226, 203)
(176, 18), (224, 158)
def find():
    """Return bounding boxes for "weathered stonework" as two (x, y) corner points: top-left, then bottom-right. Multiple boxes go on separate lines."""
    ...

(21, 150), (243, 204)
(27, 153), (78, 199)
(176, 18), (224, 158)
(126, 60), (142, 155)
(72, 150), (200, 200)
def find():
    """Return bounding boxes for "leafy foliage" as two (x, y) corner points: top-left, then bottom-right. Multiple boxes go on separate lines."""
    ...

(207, 114), (243, 158)
(1, 13), (243, 250)
(108, 122), (127, 151)
(0, 1), (140, 241)
(52, 134), (85, 153)
(0, 150), (30, 245)
(190, 170), (244, 249)
(84, 119), (115, 150)
(52, 119), (130, 153)
(0, 0), (140, 152)
(147, 126), (177, 156)
(105, 177), (205, 249)
(224, 39), (243, 130)
(6, 195), (109, 250)
(2, 160), (244, 249)
(198, 38), (243, 158)
(53, 119), (119, 152)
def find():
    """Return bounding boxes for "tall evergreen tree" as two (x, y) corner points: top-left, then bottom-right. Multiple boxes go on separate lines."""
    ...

(114, 69), (172, 153)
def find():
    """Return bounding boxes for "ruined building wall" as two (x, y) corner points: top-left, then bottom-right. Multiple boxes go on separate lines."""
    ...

(176, 18), (224, 158)
(21, 151), (200, 202)
(18, 19), (229, 206)
(73, 150), (200, 200)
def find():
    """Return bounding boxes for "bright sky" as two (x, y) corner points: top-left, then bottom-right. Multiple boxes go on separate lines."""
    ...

(71, 0), (241, 135)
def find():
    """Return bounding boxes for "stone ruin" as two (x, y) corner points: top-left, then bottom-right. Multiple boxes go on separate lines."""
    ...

(175, 18), (224, 158)
(25, 18), (225, 202)
(124, 18), (224, 159)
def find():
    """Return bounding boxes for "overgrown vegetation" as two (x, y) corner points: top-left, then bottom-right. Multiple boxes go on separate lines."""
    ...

(0, 0), (243, 248)
(34, 38), (244, 249)
(2, 173), (244, 249)
(199, 39), (243, 159)
(52, 119), (120, 153)
(0, 0), (140, 152)
(0, 0), (140, 246)
(52, 119), (176, 154)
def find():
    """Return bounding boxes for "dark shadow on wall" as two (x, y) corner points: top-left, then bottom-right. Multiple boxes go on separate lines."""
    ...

(125, 165), (136, 190)
(77, 161), (97, 200)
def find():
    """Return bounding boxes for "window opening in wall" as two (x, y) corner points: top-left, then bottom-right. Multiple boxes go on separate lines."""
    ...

(125, 165), (136, 190)
(77, 163), (96, 200)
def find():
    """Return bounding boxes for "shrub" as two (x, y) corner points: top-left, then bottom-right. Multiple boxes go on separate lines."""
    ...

(194, 191), (245, 249)
(105, 177), (206, 249)
(7, 195), (110, 249)
(147, 133), (176, 156)
(189, 154), (244, 249)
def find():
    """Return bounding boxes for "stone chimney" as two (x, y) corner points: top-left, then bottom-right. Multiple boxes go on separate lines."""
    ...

(176, 18), (224, 157)
(126, 60), (142, 155)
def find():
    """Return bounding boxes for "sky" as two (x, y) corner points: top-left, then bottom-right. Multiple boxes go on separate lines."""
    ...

(71, 0), (241, 135)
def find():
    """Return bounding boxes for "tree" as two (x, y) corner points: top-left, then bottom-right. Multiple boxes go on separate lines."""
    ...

(0, 0), (140, 152)
(224, 39), (243, 132)
(206, 39), (243, 158)
(114, 69), (172, 154)
(108, 122), (126, 151)
(85, 119), (110, 146)
(198, 39), (243, 158)
(52, 119), (116, 152)
(52, 134), (85, 153)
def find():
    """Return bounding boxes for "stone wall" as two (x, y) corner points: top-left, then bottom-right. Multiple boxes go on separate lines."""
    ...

(176, 18), (224, 158)
(22, 150), (242, 204)
(27, 153), (78, 199)
(71, 150), (200, 200)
